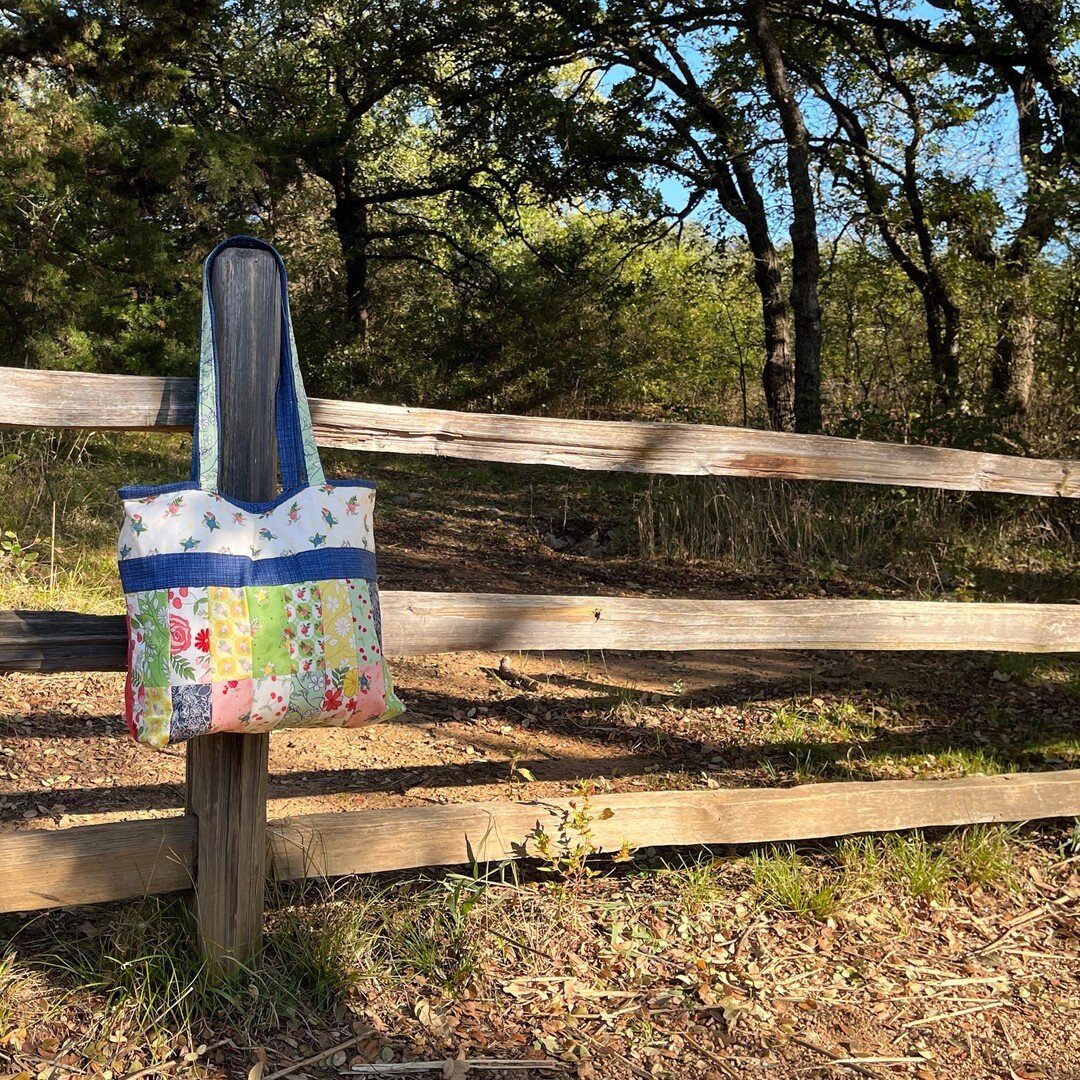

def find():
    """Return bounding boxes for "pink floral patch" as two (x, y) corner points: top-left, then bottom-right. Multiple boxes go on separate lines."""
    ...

(343, 664), (387, 727)
(169, 614), (192, 654)
(210, 678), (253, 732)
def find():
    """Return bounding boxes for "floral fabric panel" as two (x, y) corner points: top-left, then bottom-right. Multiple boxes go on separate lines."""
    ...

(167, 587), (211, 683)
(118, 483), (374, 561)
(346, 579), (399, 726)
(208, 587), (252, 680)
(123, 576), (401, 746)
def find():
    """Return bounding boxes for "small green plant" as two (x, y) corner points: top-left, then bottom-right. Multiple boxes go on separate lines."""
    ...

(1057, 819), (1080, 860)
(789, 747), (831, 783)
(507, 749), (536, 784)
(933, 747), (1006, 777)
(379, 883), (480, 991)
(834, 834), (884, 886)
(602, 684), (651, 722)
(0, 951), (24, 1031)
(881, 832), (953, 901)
(670, 853), (721, 914)
(751, 846), (844, 920)
(530, 782), (615, 884)
(949, 825), (1018, 889)
(0, 529), (40, 577)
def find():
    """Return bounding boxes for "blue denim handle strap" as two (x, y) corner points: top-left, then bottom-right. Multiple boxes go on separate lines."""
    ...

(191, 235), (326, 491)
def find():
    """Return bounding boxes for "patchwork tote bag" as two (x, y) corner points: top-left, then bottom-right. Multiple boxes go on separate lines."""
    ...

(117, 235), (404, 748)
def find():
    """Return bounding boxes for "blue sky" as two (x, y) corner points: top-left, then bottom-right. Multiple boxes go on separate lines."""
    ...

(598, 2), (1024, 244)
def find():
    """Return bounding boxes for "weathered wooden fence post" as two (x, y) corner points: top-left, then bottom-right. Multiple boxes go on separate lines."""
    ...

(185, 245), (279, 969)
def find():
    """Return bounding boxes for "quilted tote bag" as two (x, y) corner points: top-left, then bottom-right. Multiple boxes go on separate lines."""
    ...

(117, 236), (403, 747)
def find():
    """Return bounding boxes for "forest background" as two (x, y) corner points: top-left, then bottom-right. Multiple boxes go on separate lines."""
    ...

(3, 0), (1078, 453)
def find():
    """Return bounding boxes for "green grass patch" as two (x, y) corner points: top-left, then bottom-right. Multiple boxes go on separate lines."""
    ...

(879, 832), (955, 901)
(750, 824), (1021, 917)
(635, 475), (1080, 600)
(0, 873), (490, 1048)
(750, 845), (846, 920)
(0, 430), (189, 613)
(949, 824), (1019, 889)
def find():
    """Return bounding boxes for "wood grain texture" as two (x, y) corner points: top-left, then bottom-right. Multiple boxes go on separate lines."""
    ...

(184, 247), (275, 970)
(2, 771), (1077, 913)
(0, 610), (127, 671)
(379, 593), (1080, 655)
(267, 771), (1080, 881)
(3, 595), (1079, 675)
(0, 817), (195, 912)
(2, 367), (1077, 497)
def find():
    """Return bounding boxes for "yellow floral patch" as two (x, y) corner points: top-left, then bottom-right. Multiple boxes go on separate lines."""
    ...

(209, 586), (251, 679)
(319, 578), (355, 668)
(142, 686), (172, 748)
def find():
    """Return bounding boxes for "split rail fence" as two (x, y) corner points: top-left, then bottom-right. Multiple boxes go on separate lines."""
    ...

(2, 366), (1080, 940)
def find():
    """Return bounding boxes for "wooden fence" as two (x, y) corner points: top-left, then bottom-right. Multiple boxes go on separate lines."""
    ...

(2, 367), (1079, 948)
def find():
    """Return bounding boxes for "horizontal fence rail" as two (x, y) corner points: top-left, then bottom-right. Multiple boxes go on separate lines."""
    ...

(0, 818), (197, 911)
(3, 364), (1080, 918)
(2, 367), (1078, 497)
(3, 595), (1080, 673)
(3, 771), (1079, 913)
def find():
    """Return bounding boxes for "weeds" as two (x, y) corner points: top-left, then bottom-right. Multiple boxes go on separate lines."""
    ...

(926, 747), (1007, 777)
(0, 950), (26, 1032)
(0, 819), (1068, 1077)
(750, 825), (1020, 917)
(750, 846), (845, 920)
(881, 833), (954, 901)
(378, 899), (478, 991)
(949, 824), (1018, 889)
(635, 475), (1078, 598)
(4, 877), (482, 1045)
(1057, 819), (1080, 859)
(531, 781), (616, 884)
(31, 892), (354, 1040)
(0, 429), (188, 612)
(668, 853), (723, 915)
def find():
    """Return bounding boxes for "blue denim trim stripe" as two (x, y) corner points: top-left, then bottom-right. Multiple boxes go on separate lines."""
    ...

(117, 478), (376, 508)
(119, 547), (376, 592)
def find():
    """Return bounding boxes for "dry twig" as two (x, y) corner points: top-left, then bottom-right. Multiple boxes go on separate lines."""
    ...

(783, 1035), (885, 1080)
(264, 1033), (371, 1080)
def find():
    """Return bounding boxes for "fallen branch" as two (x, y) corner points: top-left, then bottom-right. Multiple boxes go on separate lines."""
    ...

(348, 1060), (568, 1076)
(902, 1001), (1006, 1029)
(117, 1062), (177, 1080)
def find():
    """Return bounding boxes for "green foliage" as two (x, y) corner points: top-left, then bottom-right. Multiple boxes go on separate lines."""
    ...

(0, 0), (1077, 446)
(751, 846), (846, 920)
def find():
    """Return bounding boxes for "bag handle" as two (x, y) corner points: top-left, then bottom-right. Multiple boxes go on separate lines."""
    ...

(191, 235), (326, 492)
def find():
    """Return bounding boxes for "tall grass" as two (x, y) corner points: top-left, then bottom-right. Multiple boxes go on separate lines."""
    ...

(635, 475), (1079, 595)
(0, 430), (188, 612)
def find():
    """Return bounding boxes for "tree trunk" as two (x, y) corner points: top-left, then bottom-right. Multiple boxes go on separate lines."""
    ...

(331, 192), (371, 343)
(747, 0), (822, 433)
(922, 281), (961, 405)
(985, 71), (1055, 416)
(992, 271), (1037, 413)
(746, 220), (795, 432)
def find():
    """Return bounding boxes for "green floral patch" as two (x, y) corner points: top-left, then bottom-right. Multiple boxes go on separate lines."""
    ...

(130, 589), (170, 688)
(247, 585), (294, 676)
